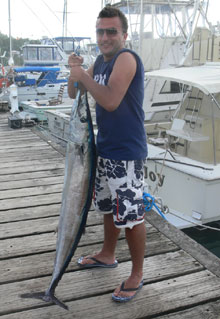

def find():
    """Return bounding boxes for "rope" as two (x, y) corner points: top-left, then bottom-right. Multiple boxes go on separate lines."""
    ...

(143, 192), (167, 220)
(168, 211), (220, 232)
(143, 192), (220, 232)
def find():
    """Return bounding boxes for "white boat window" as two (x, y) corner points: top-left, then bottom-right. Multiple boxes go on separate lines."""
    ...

(25, 47), (38, 61)
(160, 81), (187, 94)
(39, 48), (53, 61)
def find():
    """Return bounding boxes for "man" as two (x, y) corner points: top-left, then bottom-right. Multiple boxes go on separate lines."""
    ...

(68, 6), (147, 302)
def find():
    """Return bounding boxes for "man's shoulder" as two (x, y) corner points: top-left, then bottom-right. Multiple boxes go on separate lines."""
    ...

(118, 48), (140, 57)
(116, 49), (142, 65)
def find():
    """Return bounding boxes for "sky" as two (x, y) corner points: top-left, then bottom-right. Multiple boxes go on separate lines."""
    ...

(0, 0), (219, 42)
(0, 0), (102, 41)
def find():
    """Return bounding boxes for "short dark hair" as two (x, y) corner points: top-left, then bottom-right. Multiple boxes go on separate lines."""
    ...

(97, 6), (128, 33)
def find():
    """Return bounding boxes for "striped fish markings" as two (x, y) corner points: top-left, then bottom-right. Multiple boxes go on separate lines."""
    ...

(21, 91), (96, 310)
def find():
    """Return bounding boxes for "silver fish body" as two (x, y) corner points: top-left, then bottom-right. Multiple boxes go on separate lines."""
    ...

(21, 91), (96, 310)
(48, 91), (96, 295)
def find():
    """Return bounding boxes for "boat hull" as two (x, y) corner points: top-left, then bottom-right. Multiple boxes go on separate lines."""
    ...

(145, 145), (220, 229)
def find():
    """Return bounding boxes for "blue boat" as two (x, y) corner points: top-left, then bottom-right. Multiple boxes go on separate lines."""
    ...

(1, 65), (68, 103)
(0, 36), (95, 104)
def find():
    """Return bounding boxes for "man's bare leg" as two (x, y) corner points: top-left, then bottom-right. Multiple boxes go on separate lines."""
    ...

(79, 213), (120, 265)
(113, 222), (146, 298)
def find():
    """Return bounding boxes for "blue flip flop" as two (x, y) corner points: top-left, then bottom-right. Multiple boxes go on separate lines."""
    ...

(112, 280), (144, 302)
(77, 256), (118, 269)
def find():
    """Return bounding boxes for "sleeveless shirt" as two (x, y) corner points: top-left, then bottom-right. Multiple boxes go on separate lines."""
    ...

(93, 48), (147, 161)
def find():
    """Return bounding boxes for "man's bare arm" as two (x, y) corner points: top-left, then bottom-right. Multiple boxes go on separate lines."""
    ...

(68, 52), (136, 111)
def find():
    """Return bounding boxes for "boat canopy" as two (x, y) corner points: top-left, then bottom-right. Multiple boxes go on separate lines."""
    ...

(14, 67), (60, 73)
(54, 36), (91, 42)
(146, 63), (220, 95)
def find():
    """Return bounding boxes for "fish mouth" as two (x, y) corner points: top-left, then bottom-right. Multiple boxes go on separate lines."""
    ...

(20, 291), (68, 310)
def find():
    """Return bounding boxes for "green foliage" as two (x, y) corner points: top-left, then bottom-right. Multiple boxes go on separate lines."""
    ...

(0, 32), (40, 66)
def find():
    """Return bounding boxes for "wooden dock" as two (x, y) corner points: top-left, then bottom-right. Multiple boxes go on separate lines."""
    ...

(1, 111), (220, 318)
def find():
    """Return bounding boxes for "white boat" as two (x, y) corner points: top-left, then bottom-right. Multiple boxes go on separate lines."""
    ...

(0, 39), (70, 104)
(19, 98), (73, 123)
(1, 2), (95, 104)
(0, 34), (97, 105)
(104, 0), (220, 127)
(45, 94), (96, 136)
(22, 36), (96, 69)
(0, 66), (69, 103)
(144, 62), (220, 229)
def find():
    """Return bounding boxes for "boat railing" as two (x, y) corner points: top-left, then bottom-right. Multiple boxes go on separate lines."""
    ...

(166, 118), (209, 143)
(48, 85), (65, 105)
(183, 90), (204, 129)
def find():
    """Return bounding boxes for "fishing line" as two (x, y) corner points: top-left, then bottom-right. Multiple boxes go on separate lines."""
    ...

(22, 0), (90, 60)
(41, 0), (64, 30)
(40, 0), (78, 41)
(148, 157), (214, 171)
(21, 0), (54, 39)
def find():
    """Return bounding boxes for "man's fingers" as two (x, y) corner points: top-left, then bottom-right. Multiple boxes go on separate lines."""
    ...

(68, 52), (83, 67)
(69, 63), (82, 67)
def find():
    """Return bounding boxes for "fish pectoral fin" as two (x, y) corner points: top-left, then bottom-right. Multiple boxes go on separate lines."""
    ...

(82, 225), (86, 235)
(74, 144), (85, 164)
(20, 291), (68, 311)
(79, 145), (85, 164)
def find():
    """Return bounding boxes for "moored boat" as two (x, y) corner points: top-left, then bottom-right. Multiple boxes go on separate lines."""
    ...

(0, 66), (68, 103)
(145, 62), (220, 228)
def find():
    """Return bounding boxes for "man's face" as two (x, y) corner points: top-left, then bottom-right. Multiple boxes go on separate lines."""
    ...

(96, 17), (127, 61)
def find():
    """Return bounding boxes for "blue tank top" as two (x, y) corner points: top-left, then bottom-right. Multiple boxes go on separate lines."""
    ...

(93, 48), (148, 161)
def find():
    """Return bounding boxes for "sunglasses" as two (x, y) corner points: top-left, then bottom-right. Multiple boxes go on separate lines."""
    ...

(96, 28), (119, 36)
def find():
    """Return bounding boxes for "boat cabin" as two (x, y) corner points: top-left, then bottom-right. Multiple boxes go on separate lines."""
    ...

(147, 63), (220, 165)
(22, 37), (92, 67)
(12, 66), (67, 88)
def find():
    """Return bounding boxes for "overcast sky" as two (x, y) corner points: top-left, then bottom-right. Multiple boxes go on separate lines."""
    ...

(0, 0), (102, 40)
(0, 0), (219, 41)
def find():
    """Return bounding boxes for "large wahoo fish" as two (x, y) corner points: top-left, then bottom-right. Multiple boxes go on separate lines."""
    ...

(21, 91), (96, 310)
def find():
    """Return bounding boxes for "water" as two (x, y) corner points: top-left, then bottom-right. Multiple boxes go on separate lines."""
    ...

(184, 222), (220, 258)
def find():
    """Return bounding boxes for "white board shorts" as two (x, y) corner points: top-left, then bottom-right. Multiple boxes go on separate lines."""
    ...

(93, 157), (146, 229)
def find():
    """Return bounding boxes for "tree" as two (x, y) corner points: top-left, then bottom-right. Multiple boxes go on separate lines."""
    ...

(0, 32), (40, 66)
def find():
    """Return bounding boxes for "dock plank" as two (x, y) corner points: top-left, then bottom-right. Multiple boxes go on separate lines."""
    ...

(0, 153), (63, 164)
(0, 205), (96, 224)
(159, 301), (220, 318)
(0, 169), (64, 182)
(0, 204), (61, 223)
(0, 140), (50, 149)
(0, 176), (64, 191)
(0, 193), (62, 211)
(0, 271), (219, 318)
(0, 146), (61, 158)
(0, 222), (158, 258)
(0, 233), (178, 284)
(0, 162), (64, 175)
(0, 184), (63, 200)
(0, 158), (64, 169)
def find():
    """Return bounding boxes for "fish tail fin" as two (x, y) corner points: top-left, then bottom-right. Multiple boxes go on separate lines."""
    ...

(20, 291), (68, 310)
(49, 293), (69, 310)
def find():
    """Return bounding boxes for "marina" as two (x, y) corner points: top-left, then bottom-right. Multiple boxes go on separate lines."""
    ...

(1, 111), (220, 318)
(1, 0), (220, 317)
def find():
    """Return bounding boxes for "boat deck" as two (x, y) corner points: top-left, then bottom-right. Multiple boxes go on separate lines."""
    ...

(1, 111), (220, 319)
